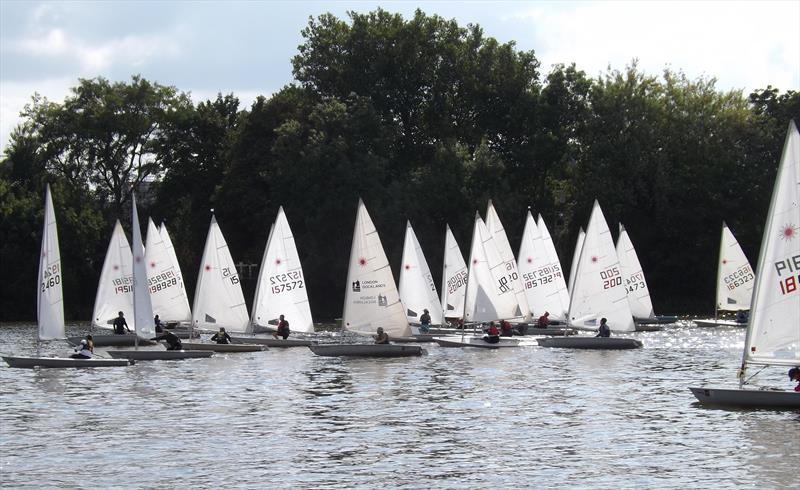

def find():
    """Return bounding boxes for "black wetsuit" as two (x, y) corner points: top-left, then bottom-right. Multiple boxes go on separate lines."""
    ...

(211, 331), (232, 344)
(113, 316), (129, 334)
(152, 331), (182, 350)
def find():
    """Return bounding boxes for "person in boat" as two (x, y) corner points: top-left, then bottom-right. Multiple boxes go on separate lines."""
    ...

(789, 367), (800, 392)
(419, 309), (431, 333)
(211, 327), (232, 344)
(151, 330), (183, 350)
(483, 322), (500, 344)
(273, 314), (291, 340)
(596, 317), (611, 338)
(70, 336), (94, 359)
(373, 327), (390, 344)
(537, 311), (550, 328)
(113, 311), (131, 335)
(499, 319), (514, 337)
(154, 314), (165, 333)
(735, 310), (749, 324)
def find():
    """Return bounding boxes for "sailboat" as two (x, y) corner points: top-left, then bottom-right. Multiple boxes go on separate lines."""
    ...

(108, 195), (213, 361)
(539, 200), (641, 349)
(485, 200), (530, 321)
(145, 218), (192, 326)
(616, 224), (676, 330)
(517, 210), (571, 327)
(309, 199), (421, 357)
(690, 120), (800, 408)
(235, 206), (314, 347)
(3, 185), (129, 368)
(181, 213), (264, 352)
(440, 224), (468, 322)
(399, 220), (444, 328)
(67, 220), (150, 347)
(435, 212), (521, 348)
(693, 223), (755, 328)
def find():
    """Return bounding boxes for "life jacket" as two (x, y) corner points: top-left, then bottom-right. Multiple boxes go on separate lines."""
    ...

(487, 324), (499, 336)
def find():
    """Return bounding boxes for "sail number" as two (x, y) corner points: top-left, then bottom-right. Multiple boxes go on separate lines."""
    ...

(149, 270), (177, 293)
(723, 265), (754, 291)
(625, 272), (646, 293)
(40, 263), (61, 292)
(112, 276), (133, 294)
(522, 264), (563, 289)
(222, 267), (240, 285)
(600, 267), (621, 289)
(498, 263), (518, 293)
(270, 271), (304, 294)
(447, 270), (468, 294)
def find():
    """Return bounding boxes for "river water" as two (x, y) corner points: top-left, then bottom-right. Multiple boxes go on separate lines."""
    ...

(0, 322), (797, 489)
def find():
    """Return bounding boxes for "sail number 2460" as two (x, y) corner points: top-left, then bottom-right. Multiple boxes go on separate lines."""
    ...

(600, 267), (621, 289)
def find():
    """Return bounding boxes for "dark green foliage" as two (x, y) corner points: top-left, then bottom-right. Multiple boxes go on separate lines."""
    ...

(1, 10), (796, 320)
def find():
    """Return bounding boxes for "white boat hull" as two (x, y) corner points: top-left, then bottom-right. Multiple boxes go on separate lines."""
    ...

(67, 334), (156, 347)
(689, 387), (800, 408)
(693, 319), (746, 328)
(389, 334), (439, 343)
(229, 336), (312, 347)
(308, 344), (422, 357)
(537, 337), (643, 349)
(179, 342), (266, 352)
(107, 350), (214, 360)
(2, 355), (130, 368)
(434, 337), (520, 349)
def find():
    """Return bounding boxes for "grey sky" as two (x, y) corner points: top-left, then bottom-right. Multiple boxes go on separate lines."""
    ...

(1, 1), (798, 153)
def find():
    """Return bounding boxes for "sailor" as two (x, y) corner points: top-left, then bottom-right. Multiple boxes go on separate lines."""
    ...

(419, 309), (431, 332)
(483, 322), (500, 344)
(373, 327), (390, 344)
(71, 336), (94, 359)
(273, 314), (291, 340)
(151, 330), (183, 351)
(596, 318), (611, 338)
(500, 319), (514, 337)
(154, 314), (165, 333)
(211, 327), (231, 344)
(537, 311), (550, 328)
(789, 367), (800, 392)
(113, 311), (131, 335)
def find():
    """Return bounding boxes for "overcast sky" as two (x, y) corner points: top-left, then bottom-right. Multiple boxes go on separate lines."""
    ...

(1, 0), (798, 153)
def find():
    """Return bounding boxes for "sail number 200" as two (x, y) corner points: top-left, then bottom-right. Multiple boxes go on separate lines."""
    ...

(600, 267), (621, 289)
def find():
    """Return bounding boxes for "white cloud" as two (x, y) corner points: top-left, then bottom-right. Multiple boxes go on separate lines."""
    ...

(11, 29), (181, 72)
(0, 77), (73, 154)
(506, 1), (800, 92)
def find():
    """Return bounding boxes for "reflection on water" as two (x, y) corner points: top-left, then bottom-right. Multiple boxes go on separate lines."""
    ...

(0, 322), (797, 488)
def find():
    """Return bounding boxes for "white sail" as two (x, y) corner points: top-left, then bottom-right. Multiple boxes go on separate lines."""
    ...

(440, 224), (468, 319)
(568, 227), (585, 296)
(145, 218), (191, 323)
(159, 222), (192, 321)
(342, 200), (410, 337)
(399, 221), (444, 325)
(192, 215), (249, 333)
(464, 213), (523, 323)
(250, 207), (314, 333)
(131, 195), (156, 340)
(716, 223), (755, 312)
(616, 223), (655, 320)
(743, 121), (800, 368)
(518, 211), (570, 321)
(567, 200), (635, 332)
(485, 201), (529, 319)
(91, 220), (134, 330)
(37, 184), (65, 341)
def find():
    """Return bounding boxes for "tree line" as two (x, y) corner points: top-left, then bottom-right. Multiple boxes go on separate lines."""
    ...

(1, 8), (798, 322)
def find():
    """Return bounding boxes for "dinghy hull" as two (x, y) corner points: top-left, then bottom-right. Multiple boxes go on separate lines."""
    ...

(107, 350), (214, 360)
(434, 337), (520, 348)
(179, 342), (266, 352)
(308, 344), (422, 357)
(229, 336), (312, 347)
(692, 319), (746, 328)
(67, 335), (156, 347)
(689, 387), (800, 408)
(537, 337), (643, 349)
(2, 355), (130, 368)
